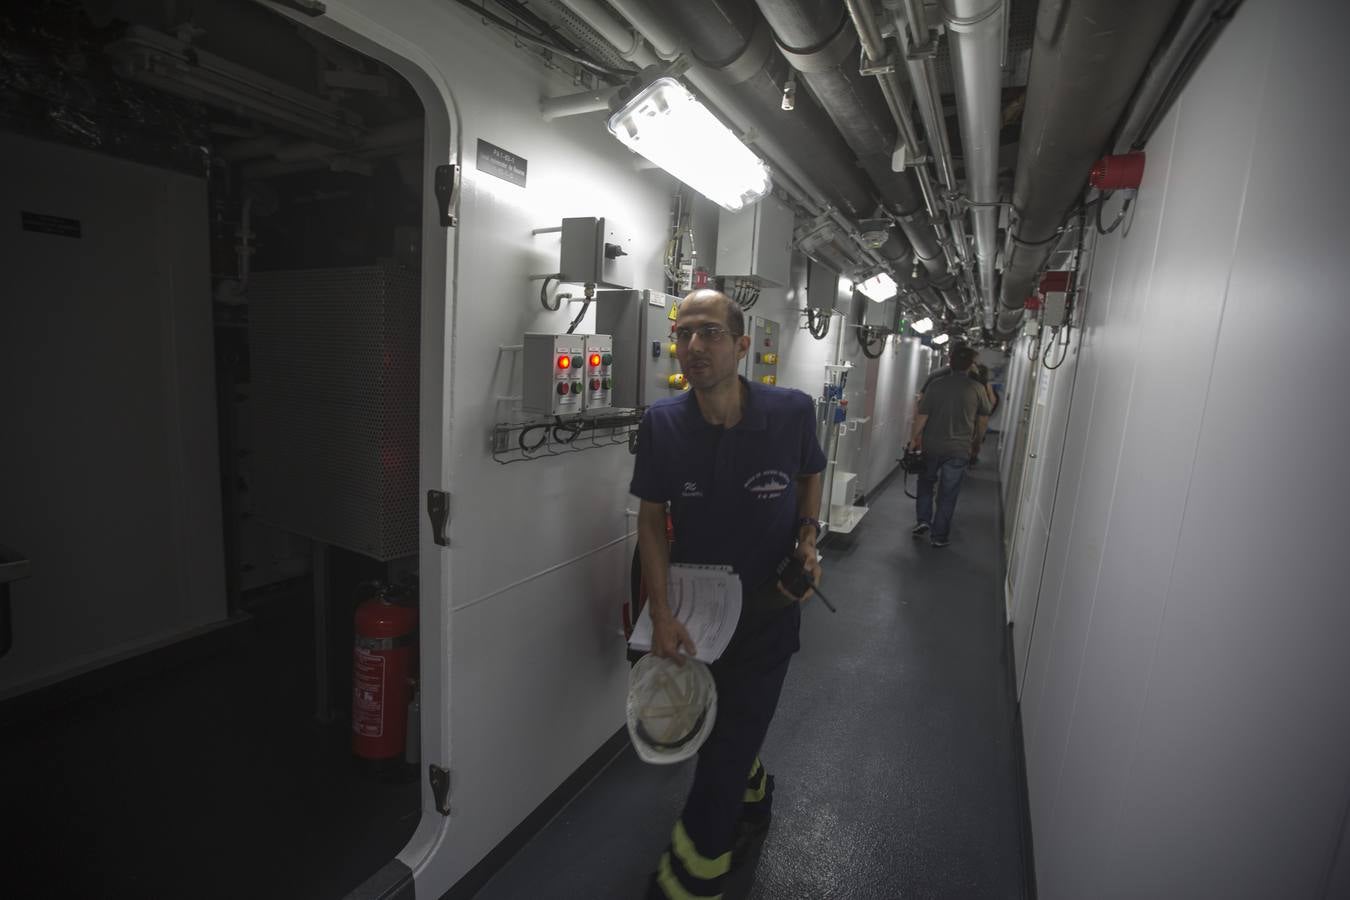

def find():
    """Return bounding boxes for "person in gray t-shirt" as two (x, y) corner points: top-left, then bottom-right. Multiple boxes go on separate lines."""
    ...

(906, 346), (992, 547)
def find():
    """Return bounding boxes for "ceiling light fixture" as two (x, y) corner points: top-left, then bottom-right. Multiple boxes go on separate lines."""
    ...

(608, 77), (771, 213)
(912, 317), (934, 334)
(857, 273), (898, 303)
(781, 74), (797, 111)
(932, 333), (950, 345)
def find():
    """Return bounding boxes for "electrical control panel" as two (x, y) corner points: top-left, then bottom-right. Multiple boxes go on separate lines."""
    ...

(595, 289), (685, 407)
(582, 334), (614, 411)
(806, 261), (843, 311)
(560, 217), (631, 289)
(863, 297), (898, 330)
(716, 194), (794, 287)
(523, 332), (587, 415)
(1042, 291), (1069, 327)
(741, 315), (781, 385)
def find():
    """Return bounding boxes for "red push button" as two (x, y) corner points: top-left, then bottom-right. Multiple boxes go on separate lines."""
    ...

(557, 383), (568, 395)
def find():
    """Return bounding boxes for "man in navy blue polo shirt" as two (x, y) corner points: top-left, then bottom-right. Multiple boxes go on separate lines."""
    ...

(632, 290), (825, 900)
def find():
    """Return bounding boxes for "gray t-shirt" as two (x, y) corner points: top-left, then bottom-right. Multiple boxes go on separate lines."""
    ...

(919, 371), (992, 459)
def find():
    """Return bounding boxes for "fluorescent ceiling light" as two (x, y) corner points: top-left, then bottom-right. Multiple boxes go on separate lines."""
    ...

(857, 273), (897, 303)
(912, 317), (934, 334)
(931, 333), (949, 345)
(608, 77), (771, 212)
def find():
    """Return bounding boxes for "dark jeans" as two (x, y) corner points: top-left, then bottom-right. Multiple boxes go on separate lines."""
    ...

(915, 454), (969, 541)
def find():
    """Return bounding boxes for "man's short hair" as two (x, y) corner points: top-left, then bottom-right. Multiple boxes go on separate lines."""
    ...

(681, 290), (744, 336)
(950, 345), (977, 371)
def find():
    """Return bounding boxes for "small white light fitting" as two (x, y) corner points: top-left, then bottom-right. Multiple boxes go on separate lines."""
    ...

(781, 75), (796, 111)
(608, 77), (771, 213)
(857, 273), (897, 303)
(932, 333), (950, 345)
(912, 316), (934, 334)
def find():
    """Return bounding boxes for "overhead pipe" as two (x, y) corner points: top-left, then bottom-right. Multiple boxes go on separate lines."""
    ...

(540, 86), (621, 121)
(940, 0), (1005, 326)
(890, 0), (959, 193)
(840, 0), (969, 289)
(618, 0), (877, 217)
(1113, 0), (1244, 152)
(752, 0), (964, 317)
(996, 0), (1185, 336)
(561, 0), (898, 278)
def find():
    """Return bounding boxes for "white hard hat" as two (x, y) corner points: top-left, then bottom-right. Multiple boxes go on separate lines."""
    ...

(626, 654), (717, 765)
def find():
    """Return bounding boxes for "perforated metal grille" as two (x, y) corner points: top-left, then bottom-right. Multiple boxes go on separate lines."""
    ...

(248, 263), (420, 561)
(538, 0), (638, 73)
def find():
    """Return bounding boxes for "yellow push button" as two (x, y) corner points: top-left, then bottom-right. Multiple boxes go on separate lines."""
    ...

(760, 375), (777, 385)
(762, 353), (778, 365)
(668, 343), (678, 357)
(668, 373), (686, 388)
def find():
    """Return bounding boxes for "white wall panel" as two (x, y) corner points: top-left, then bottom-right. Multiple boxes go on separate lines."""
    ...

(0, 135), (225, 698)
(1009, 0), (1350, 896)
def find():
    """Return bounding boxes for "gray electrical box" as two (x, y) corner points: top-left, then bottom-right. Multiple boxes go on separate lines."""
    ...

(716, 194), (794, 287)
(582, 334), (614, 411)
(1042, 291), (1069, 327)
(806, 261), (843, 311)
(594, 289), (685, 407)
(523, 332), (588, 415)
(863, 297), (898, 330)
(740, 315), (782, 385)
(560, 216), (631, 288)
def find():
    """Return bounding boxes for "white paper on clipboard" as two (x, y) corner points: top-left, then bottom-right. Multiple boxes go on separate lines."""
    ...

(628, 564), (742, 664)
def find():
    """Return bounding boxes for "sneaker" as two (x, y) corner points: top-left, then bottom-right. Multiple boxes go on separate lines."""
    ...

(911, 523), (930, 538)
(930, 537), (951, 548)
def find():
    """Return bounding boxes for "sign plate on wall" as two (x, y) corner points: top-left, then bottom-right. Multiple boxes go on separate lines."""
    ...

(476, 139), (527, 187)
(21, 211), (82, 238)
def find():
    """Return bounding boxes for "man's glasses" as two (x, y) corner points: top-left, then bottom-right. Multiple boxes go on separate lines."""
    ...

(673, 324), (739, 344)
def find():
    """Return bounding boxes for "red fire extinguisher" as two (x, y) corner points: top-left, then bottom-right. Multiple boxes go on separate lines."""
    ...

(352, 582), (418, 764)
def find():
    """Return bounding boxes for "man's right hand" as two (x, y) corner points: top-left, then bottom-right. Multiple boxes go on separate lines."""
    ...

(651, 613), (697, 664)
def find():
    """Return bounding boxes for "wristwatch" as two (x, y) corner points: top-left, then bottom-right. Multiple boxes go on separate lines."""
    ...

(797, 517), (822, 540)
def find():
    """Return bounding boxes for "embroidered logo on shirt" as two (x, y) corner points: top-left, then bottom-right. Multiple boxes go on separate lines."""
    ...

(743, 469), (790, 500)
(681, 481), (704, 498)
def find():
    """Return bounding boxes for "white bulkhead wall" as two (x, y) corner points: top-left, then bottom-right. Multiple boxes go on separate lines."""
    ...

(276, 0), (672, 887)
(1003, 0), (1350, 896)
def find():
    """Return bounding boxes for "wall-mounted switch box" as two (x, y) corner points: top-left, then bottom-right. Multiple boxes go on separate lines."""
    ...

(523, 332), (587, 415)
(741, 315), (782, 385)
(560, 217), (631, 288)
(582, 334), (614, 411)
(716, 194), (793, 287)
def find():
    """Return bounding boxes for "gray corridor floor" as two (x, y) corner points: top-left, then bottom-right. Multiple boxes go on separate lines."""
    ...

(472, 462), (1030, 900)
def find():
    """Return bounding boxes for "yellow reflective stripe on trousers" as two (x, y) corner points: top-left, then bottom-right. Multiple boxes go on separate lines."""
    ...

(672, 819), (731, 881)
(744, 760), (766, 803)
(657, 852), (723, 900)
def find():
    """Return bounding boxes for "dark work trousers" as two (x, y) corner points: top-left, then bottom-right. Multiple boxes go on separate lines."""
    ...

(653, 599), (802, 899)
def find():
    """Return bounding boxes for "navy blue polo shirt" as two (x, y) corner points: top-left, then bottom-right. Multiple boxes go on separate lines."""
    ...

(630, 378), (827, 600)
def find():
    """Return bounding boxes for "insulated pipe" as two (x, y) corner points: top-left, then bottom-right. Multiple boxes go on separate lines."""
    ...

(620, 0), (877, 217)
(840, 0), (961, 279)
(753, 0), (963, 317)
(996, 0), (1185, 335)
(540, 86), (620, 121)
(941, 0), (1004, 326)
(559, 0), (889, 274)
(891, 0), (958, 193)
(1113, 0), (1241, 152)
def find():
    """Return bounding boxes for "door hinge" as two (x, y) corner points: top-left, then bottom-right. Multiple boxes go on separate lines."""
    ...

(427, 490), (450, 547)
(434, 164), (460, 227)
(429, 764), (451, 816)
